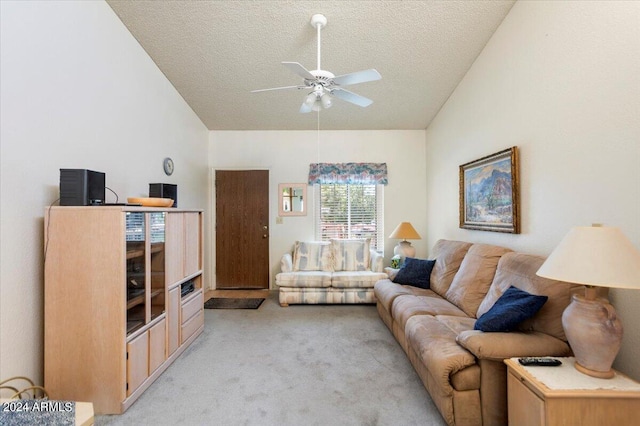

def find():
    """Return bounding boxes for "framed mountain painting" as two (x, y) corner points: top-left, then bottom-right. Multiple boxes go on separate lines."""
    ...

(459, 147), (520, 233)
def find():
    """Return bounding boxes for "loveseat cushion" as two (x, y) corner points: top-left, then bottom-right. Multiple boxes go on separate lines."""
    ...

(476, 252), (581, 341)
(444, 244), (512, 317)
(275, 271), (332, 288)
(430, 240), (473, 297)
(331, 271), (388, 288)
(331, 238), (370, 271)
(292, 241), (334, 272)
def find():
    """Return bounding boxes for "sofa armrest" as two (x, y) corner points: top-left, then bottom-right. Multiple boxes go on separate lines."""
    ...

(384, 267), (399, 280)
(370, 250), (384, 272)
(280, 253), (293, 273)
(456, 330), (571, 362)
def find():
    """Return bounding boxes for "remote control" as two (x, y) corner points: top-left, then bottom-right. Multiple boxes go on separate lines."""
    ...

(518, 357), (562, 366)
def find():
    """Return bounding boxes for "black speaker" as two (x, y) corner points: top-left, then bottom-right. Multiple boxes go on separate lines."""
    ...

(149, 183), (177, 208)
(59, 169), (106, 206)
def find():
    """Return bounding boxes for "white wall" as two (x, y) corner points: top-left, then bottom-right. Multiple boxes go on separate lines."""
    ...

(0, 1), (208, 383)
(210, 130), (428, 286)
(424, 1), (640, 379)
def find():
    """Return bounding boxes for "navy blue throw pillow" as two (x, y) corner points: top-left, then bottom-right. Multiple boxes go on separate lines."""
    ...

(392, 257), (436, 289)
(474, 286), (548, 332)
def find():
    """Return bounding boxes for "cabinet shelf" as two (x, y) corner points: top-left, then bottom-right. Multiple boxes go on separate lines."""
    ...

(126, 249), (144, 260)
(127, 289), (163, 310)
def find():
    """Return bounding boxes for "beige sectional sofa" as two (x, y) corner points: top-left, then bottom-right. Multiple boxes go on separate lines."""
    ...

(276, 239), (386, 306)
(375, 239), (580, 426)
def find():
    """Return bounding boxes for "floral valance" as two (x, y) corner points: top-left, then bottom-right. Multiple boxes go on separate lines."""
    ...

(308, 163), (388, 185)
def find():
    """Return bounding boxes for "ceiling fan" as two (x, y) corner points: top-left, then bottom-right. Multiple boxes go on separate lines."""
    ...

(251, 13), (382, 113)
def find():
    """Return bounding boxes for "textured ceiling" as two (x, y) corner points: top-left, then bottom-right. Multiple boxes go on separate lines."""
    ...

(106, 1), (515, 130)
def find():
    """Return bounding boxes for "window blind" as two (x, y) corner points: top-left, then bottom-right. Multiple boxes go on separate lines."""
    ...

(315, 184), (384, 251)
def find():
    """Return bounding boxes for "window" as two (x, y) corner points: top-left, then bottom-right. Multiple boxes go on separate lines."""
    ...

(315, 184), (384, 251)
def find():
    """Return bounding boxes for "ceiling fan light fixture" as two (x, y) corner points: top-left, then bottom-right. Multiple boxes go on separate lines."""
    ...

(320, 93), (332, 109)
(304, 92), (318, 108)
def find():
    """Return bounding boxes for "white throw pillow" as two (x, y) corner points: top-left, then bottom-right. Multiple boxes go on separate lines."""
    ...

(331, 238), (370, 271)
(292, 241), (334, 272)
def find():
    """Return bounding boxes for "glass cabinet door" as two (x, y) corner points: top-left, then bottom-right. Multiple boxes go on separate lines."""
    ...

(126, 212), (146, 334)
(149, 212), (166, 321)
(125, 211), (167, 336)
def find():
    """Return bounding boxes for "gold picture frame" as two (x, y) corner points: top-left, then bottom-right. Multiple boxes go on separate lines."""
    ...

(459, 147), (520, 233)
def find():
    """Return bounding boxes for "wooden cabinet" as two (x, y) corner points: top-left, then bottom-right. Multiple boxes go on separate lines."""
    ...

(44, 207), (204, 414)
(166, 212), (201, 285)
(505, 358), (640, 426)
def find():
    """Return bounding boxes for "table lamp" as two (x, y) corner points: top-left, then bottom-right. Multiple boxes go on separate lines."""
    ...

(389, 222), (421, 259)
(536, 224), (640, 378)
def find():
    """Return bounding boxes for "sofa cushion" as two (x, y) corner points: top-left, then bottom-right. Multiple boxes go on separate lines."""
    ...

(474, 286), (548, 332)
(445, 244), (512, 318)
(392, 257), (436, 289)
(292, 241), (333, 272)
(331, 238), (370, 271)
(430, 240), (473, 297)
(392, 294), (468, 331)
(374, 279), (428, 314)
(331, 271), (388, 288)
(406, 315), (480, 392)
(275, 271), (332, 288)
(436, 315), (477, 336)
(476, 252), (581, 341)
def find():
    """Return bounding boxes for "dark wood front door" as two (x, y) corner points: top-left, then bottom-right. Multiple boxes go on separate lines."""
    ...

(215, 170), (269, 289)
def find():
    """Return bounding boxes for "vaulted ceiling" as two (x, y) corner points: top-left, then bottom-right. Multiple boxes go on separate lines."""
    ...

(106, 1), (515, 130)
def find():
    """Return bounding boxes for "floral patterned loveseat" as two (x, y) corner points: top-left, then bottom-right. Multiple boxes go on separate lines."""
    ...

(276, 239), (386, 306)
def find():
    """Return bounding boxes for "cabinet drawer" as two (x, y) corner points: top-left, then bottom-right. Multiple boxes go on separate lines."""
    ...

(181, 309), (203, 344)
(181, 290), (203, 324)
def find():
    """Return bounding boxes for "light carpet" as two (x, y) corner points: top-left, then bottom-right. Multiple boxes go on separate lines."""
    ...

(97, 292), (446, 425)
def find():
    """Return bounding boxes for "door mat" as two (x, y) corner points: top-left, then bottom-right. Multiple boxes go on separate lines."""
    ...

(204, 298), (264, 310)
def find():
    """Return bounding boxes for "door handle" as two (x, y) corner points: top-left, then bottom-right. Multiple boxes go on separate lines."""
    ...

(263, 225), (268, 230)
(263, 234), (268, 239)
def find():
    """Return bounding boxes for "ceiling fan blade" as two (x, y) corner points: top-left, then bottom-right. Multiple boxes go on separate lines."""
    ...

(282, 62), (316, 80)
(330, 88), (373, 107)
(251, 85), (304, 93)
(332, 69), (382, 86)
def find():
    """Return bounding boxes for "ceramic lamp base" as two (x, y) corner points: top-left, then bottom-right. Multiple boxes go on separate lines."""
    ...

(562, 288), (623, 379)
(393, 241), (416, 259)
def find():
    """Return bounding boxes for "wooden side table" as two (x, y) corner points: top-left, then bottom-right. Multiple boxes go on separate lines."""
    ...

(505, 357), (640, 426)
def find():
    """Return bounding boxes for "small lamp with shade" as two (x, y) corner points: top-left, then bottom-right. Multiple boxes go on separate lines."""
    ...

(536, 224), (640, 379)
(389, 222), (421, 261)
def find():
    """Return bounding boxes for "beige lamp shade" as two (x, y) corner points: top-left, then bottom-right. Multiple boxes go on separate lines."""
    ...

(536, 225), (640, 379)
(389, 222), (421, 240)
(536, 226), (640, 289)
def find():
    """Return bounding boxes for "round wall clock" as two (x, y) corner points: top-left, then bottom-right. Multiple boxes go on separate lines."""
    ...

(163, 157), (174, 176)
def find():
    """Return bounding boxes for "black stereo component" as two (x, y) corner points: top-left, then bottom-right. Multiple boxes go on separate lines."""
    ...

(59, 169), (106, 206)
(149, 183), (177, 208)
(181, 280), (195, 297)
